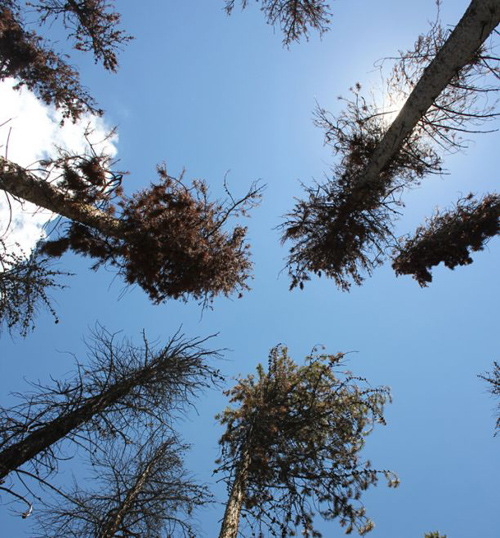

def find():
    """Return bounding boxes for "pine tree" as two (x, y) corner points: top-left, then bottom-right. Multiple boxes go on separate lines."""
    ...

(36, 435), (210, 538)
(224, 0), (332, 46)
(1, 155), (261, 304)
(0, 1), (262, 309)
(0, 327), (221, 509)
(216, 346), (397, 537)
(282, 0), (500, 289)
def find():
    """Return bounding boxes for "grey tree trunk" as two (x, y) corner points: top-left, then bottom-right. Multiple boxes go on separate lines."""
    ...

(218, 447), (251, 538)
(0, 156), (122, 237)
(356, 0), (500, 194)
(0, 366), (154, 481)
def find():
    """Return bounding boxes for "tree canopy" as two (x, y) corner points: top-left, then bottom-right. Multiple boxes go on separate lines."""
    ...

(281, 0), (500, 289)
(216, 346), (397, 537)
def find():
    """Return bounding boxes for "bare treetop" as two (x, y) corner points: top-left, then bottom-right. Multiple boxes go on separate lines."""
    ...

(36, 435), (211, 538)
(0, 327), (222, 510)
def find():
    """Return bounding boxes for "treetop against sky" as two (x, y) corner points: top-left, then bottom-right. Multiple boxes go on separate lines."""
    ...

(1, 1), (500, 537)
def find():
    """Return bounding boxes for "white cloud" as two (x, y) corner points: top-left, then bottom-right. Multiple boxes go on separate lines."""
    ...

(0, 78), (118, 256)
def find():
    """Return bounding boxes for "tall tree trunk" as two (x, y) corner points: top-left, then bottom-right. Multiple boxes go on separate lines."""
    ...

(0, 365), (155, 481)
(218, 447), (251, 538)
(0, 156), (122, 236)
(356, 0), (500, 195)
(98, 444), (166, 538)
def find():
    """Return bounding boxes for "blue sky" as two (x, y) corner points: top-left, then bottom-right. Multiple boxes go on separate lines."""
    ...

(1, 0), (500, 536)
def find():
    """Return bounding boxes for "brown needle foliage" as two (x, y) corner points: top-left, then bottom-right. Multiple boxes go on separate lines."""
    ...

(392, 193), (500, 286)
(281, 1), (500, 290)
(0, 0), (130, 119)
(225, 0), (332, 46)
(282, 87), (440, 291)
(216, 345), (397, 537)
(28, 0), (132, 71)
(38, 163), (262, 304)
(0, 0), (100, 120)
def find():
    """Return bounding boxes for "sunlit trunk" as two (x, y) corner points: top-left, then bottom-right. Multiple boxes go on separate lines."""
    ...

(218, 447), (251, 538)
(356, 0), (500, 195)
(0, 156), (122, 236)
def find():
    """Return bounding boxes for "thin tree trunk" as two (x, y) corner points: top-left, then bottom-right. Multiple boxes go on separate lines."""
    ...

(98, 445), (166, 538)
(0, 156), (122, 236)
(218, 447), (251, 538)
(356, 0), (500, 195)
(0, 365), (155, 481)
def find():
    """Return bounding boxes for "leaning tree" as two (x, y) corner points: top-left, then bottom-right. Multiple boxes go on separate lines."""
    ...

(282, 0), (500, 290)
(0, 327), (222, 512)
(0, 0), (262, 325)
(216, 345), (397, 538)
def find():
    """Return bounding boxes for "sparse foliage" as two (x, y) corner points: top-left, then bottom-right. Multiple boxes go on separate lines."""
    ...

(479, 361), (500, 433)
(281, 0), (500, 290)
(216, 346), (397, 537)
(0, 0), (101, 120)
(0, 0), (130, 120)
(36, 435), (211, 538)
(225, 0), (332, 46)
(0, 238), (68, 336)
(0, 327), (222, 507)
(28, 0), (132, 71)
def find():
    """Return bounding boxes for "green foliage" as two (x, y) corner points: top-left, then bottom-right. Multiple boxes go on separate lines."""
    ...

(424, 532), (447, 538)
(216, 346), (397, 536)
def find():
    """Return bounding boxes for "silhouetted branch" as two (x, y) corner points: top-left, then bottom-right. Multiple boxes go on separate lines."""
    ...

(392, 193), (500, 286)
(36, 435), (211, 537)
(282, 0), (500, 290)
(0, 327), (222, 491)
(225, 0), (332, 46)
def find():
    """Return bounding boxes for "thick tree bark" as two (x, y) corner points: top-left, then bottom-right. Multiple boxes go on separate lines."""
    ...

(218, 447), (251, 538)
(0, 365), (155, 481)
(0, 156), (122, 236)
(356, 0), (500, 194)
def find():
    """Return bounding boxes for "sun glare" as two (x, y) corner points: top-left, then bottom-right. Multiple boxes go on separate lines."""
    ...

(380, 91), (408, 126)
